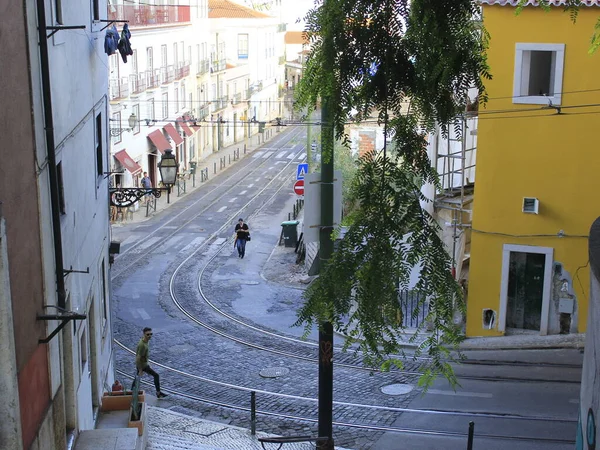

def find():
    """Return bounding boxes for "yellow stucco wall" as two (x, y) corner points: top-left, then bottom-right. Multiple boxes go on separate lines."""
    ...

(467, 5), (600, 336)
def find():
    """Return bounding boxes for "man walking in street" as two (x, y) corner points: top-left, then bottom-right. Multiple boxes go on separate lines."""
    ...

(141, 172), (152, 203)
(134, 327), (167, 398)
(234, 218), (249, 259)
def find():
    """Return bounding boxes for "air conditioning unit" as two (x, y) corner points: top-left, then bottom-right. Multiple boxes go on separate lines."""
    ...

(522, 197), (539, 214)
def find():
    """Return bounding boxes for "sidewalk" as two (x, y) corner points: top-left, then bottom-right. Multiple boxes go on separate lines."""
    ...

(111, 129), (279, 227)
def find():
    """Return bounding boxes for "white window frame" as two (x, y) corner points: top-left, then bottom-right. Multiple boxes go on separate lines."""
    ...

(498, 244), (553, 335)
(513, 43), (565, 106)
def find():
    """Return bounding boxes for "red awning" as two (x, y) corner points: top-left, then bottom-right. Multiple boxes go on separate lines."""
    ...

(164, 123), (184, 146)
(178, 116), (194, 137)
(113, 149), (142, 175)
(147, 129), (172, 154)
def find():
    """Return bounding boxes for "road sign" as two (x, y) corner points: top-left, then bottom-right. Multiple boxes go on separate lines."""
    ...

(293, 179), (304, 196)
(296, 163), (309, 180)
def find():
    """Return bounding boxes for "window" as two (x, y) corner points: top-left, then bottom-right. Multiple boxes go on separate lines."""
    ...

(92, 0), (100, 21)
(162, 92), (169, 119)
(181, 83), (186, 108)
(132, 50), (138, 74)
(238, 34), (248, 59)
(55, 0), (63, 24)
(57, 162), (66, 214)
(148, 98), (155, 124)
(161, 44), (168, 68)
(513, 43), (565, 105)
(95, 113), (103, 176)
(132, 104), (140, 134)
(111, 112), (122, 145)
(80, 328), (88, 372)
(147, 47), (154, 71)
(174, 88), (179, 112)
(101, 260), (108, 327)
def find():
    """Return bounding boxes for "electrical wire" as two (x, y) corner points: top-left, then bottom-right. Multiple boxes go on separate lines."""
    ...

(471, 228), (589, 239)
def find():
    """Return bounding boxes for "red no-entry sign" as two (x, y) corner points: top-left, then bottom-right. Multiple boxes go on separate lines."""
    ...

(293, 179), (304, 196)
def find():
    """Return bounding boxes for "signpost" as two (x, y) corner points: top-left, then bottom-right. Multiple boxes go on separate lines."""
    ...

(296, 163), (309, 180)
(293, 179), (304, 196)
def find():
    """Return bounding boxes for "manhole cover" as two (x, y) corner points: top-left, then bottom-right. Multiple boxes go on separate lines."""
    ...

(381, 383), (414, 395)
(259, 367), (290, 378)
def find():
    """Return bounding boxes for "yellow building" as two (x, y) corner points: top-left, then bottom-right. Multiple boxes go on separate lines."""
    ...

(467, 1), (600, 337)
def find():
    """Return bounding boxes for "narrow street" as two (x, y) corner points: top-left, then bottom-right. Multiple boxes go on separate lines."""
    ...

(110, 126), (581, 450)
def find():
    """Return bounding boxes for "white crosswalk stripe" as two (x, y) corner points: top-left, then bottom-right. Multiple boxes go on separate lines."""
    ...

(252, 151), (264, 158)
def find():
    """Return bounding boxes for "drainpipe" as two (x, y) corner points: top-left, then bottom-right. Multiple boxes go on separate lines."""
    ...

(35, 0), (67, 308)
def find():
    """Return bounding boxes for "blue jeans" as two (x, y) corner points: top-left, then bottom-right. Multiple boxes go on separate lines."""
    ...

(236, 238), (246, 256)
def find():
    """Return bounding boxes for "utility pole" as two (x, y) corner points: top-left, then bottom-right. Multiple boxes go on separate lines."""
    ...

(317, 0), (335, 447)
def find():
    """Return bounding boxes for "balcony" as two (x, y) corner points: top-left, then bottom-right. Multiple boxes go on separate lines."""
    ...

(278, 55), (286, 65)
(175, 62), (190, 80)
(196, 59), (210, 77)
(197, 105), (210, 121)
(277, 23), (287, 32)
(211, 97), (228, 112)
(161, 65), (175, 85)
(232, 93), (242, 105)
(210, 59), (226, 73)
(147, 69), (161, 89)
(130, 73), (147, 95)
(107, 4), (191, 27)
(109, 77), (129, 100)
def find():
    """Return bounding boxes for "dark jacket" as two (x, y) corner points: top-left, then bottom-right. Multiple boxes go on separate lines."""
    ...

(118, 24), (134, 63)
(104, 25), (119, 56)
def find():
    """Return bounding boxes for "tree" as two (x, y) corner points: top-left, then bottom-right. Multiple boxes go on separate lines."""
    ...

(294, 0), (491, 385)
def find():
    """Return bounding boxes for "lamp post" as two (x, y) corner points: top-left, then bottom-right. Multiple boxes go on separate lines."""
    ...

(158, 148), (178, 203)
(109, 113), (138, 137)
(109, 148), (178, 207)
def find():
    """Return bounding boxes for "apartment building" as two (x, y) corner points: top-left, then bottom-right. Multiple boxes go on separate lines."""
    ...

(0, 0), (115, 448)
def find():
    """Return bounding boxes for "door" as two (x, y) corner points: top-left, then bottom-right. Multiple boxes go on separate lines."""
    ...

(506, 252), (546, 331)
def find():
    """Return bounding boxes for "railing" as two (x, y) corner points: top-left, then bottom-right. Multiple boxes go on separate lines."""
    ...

(130, 73), (147, 95)
(246, 88), (252, 100)
(197, 105), (210, 120)
(160, 65), (175, 84)
(210, 59), (226, 73)
(107, 4), (191, 27)
(196, 59), (210, 76)
(109, 77), (129, 100)
(147, 69), (161, 89)
(232, 93), (242, 105)
(175, 62), (190, 80)
(278, 55), (286, 65)
(211, 97), (228, 112)
(277, 23), (287, 32)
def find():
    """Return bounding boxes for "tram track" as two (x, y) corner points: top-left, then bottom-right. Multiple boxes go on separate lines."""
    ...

(111, 125), (580, 448)
(110, 126), (306, 280)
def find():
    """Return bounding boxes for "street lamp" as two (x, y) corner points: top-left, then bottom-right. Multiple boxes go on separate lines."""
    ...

(109, 113), (138, 137)
(158, 148), (178, 203)
(109, 148), (178, 207)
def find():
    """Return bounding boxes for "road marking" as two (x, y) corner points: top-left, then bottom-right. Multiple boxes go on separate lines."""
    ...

(426, 389), (493, 398)
(252, 151), (264, 158)
(213, 237), (227, 245)
(263, 151), (274, 158)
(217, 206), (227, 212)
(247, 184), (254, 188)
(287, 152), (295, 159)
(276, 151), (288, 159)
(137, 309), (151, 320)
(136, 236), (162, 251)
(164, 235), (186, 249)
(228, 197), (237, 203)
(569, 398), (580, 404)
(256, 178), (261, 182)
(239, 190), (247, 195)
(268, 166), (274, 170)
(297, 152), (307, 160)
(179, 237), (206, 255)
(275, 161), (287, 165)
(129, 308), (139, 319)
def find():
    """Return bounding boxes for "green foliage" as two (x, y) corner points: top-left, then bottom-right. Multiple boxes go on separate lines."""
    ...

(294, 0), (488, 385)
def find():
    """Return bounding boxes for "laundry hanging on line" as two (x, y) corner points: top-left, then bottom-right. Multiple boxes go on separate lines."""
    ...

(104, 25), (119, 56)
(117, 23), (134, 63)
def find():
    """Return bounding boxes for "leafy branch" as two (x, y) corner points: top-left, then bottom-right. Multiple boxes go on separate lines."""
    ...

(294, 0), (490, 386)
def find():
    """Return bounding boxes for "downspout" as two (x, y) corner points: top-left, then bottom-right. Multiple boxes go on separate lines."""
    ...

(35, 0), (67, 308)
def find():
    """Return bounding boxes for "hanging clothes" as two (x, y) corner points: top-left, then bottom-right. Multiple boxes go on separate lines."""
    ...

(117, 23), (134, 63)
(104, 25), (119, 56)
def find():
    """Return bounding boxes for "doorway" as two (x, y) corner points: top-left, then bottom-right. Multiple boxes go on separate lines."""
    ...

(499, 245), (553, 335)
